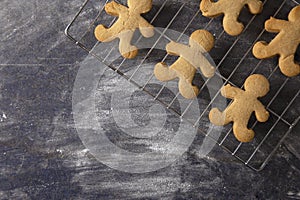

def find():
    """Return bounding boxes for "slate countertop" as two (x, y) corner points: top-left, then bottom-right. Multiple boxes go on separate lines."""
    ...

(1, 0), (300, 199)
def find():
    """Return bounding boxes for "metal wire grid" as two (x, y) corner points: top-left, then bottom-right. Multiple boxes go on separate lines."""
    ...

(65, 0), (300, 171)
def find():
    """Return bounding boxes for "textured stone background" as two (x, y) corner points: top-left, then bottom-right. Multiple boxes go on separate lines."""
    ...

(0, 0), (300, 199)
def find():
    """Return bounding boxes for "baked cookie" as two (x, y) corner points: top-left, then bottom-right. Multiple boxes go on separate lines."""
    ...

(200, 0), (263, 36)
(253, 5), (300, 77)
(209, 74), (270, 143)
(94, 0), (154, 59)
(154, 30), (215, 99)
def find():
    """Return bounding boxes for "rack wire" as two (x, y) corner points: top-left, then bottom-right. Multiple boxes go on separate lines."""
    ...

(65, 0), (300, 171)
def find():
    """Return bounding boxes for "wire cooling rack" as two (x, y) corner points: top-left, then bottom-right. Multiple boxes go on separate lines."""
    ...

(65, 0), (300, 171)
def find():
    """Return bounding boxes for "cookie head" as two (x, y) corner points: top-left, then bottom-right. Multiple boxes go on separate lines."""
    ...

(189, 30), (214, 52)
(288, 5), (300, 22)
(244, 74), (270, 97)
(128, 0), (152, 13)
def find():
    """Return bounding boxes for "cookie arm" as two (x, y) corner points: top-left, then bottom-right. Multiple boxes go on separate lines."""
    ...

(105, 1), (127, 16)
(138, 18), (155, 38)
(184, 51), (216, 78)
(254, 102), (269, 122)
(265, 17), (288, 33)
(220, 84), (241, 99)
(166, 41), (189, 56)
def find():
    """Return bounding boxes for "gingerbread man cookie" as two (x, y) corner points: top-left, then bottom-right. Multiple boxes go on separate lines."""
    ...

(209, 74), (270, 143)
(94, 0), (154, 59)
(253, 5), (300, 77)
(200, 0), (263, 36)
(154, 30), (215, 99)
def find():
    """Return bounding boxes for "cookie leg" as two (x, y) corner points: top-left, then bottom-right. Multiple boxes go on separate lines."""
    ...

(118, 30), (138, 59)
(178, 77), (199, 99)
(279, 55), (300, 77)
(94, 25), (116, 42)
(246, 0), (263, 14)
(154, 62), (177, 81)
(233, 121), (255, 143)
(200, 0), (221, 16)
(223, 14), (244, 36)
(252, 41), (277, 59)
(209, 108), (230, 126)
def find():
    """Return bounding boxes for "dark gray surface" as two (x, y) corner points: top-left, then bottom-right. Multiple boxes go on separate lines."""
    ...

(0, 0), (300, 199)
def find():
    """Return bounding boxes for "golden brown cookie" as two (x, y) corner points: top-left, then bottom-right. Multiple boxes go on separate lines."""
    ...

(209, 74), (270, 143)
(154, 30), (215, 99)
(200, 0), (263, 36)
(94, 0), (154, 59)
(253, 5), (300, 77)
